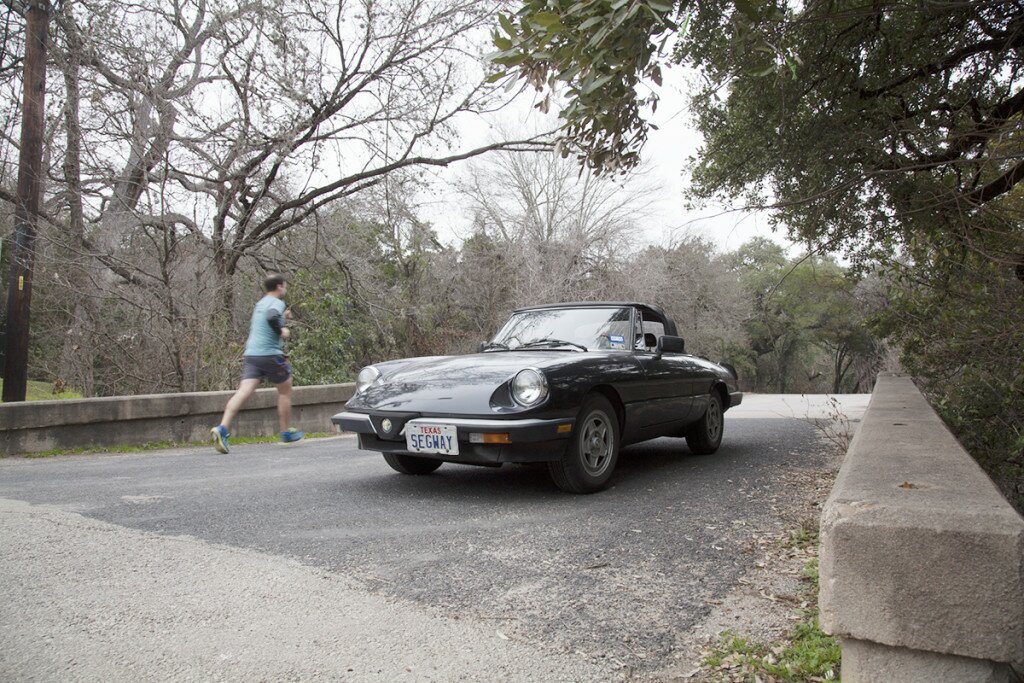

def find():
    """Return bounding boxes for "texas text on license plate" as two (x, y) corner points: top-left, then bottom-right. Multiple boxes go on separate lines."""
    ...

(405, 423), (459, 455)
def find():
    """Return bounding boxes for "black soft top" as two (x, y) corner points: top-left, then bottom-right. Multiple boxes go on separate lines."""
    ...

(515, 301), (678, 337)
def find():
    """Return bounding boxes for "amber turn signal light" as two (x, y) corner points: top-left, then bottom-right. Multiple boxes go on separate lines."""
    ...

(469, 432), (512, 444)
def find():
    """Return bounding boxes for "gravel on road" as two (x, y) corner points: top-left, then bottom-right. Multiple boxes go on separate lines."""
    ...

(0, 496), (620, 682)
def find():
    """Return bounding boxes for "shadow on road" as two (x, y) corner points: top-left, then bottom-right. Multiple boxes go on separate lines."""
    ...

(340, 437), (760, 506)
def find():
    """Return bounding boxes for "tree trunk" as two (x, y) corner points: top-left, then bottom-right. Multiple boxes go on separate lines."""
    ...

(55, 14), (95, 395)
(832, 346), (847, 394)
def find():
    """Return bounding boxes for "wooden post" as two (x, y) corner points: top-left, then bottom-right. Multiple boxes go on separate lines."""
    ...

(3, 1), (50, 402)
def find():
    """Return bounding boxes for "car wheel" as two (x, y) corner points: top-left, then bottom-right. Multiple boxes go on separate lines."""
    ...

(686, 391), (724, 455)
(548, 394), (620, 494)
(382, 453), (443, 475)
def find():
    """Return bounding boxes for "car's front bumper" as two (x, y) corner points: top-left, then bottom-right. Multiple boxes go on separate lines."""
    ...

(331, 411), (574, 464)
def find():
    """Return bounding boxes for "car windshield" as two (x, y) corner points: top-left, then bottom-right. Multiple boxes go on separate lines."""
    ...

(488, 307), (634, 352)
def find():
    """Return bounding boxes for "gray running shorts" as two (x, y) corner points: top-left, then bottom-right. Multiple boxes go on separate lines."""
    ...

(241, 355), (292, 384)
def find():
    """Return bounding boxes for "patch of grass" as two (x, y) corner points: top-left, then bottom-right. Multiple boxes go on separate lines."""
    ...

(704, 556), (839, 682)
(0, 380), (83, 401)
(20, 432), (336, 458)
(704, 634), (763, 669)
(781, 518), (820, 550)
(801, 558), (820, 586)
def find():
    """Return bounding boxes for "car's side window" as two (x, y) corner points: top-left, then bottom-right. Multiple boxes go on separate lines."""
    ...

(634, 313), (657, 353)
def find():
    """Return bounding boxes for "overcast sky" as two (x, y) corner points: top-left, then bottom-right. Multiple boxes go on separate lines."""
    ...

(417, 66), (792, 256)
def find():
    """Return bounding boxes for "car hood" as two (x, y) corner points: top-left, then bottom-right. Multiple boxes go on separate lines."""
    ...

(347, 351), (598, 414)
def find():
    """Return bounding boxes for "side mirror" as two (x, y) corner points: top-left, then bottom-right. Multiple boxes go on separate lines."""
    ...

(656, 335), (685, 357)
(478, 341), (487, 353)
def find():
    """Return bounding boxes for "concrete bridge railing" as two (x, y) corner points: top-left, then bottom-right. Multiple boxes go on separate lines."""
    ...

(0, 383), (355, 454)
(820, 373), (1024, 682)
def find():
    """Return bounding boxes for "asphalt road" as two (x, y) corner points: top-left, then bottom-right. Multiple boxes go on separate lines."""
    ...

(0, 395), (867, 681)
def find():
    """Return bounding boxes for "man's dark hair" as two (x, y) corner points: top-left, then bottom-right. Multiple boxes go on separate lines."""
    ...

(263, 273), (287, 292)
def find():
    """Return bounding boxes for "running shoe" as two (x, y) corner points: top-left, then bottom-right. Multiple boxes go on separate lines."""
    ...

(211, 425), (230, 454)
(281, 428), (305, 444)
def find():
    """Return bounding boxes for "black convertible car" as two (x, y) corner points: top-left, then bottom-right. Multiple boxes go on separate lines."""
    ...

(332, 302), (742, 493)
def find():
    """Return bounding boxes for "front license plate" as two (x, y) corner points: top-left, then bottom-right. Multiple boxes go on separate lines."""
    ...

(405, 423), (459, 455)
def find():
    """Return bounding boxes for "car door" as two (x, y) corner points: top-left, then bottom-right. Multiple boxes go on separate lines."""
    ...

(631, 314), (694, 428)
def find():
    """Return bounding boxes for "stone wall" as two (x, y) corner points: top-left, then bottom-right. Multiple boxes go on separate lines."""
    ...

(820, 373), (1024, 682)
(0, 383), (355, 454)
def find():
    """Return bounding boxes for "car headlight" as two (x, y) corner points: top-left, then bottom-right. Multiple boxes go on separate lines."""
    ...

(356, 366), (381, 393)
(511, 368), (548, 407)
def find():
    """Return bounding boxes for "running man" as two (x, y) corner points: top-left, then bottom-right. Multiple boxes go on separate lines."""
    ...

(211, 273), (304, 453)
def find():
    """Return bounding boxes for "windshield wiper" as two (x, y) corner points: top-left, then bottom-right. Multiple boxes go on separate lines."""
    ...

(518, 338), (588, 352)
(481, 341), (509, 351)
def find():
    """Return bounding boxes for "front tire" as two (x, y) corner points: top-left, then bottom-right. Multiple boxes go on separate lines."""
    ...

(548, 394), (620, 494)
(686, 391), (724, 455)
(383, 453), (443, 475)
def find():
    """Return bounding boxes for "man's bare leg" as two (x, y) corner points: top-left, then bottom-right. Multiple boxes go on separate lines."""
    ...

(221, 378), (261, 431)
(276, 377), (293, 432)
(211, 378), (261, 453)
(276, 379), (303, 442)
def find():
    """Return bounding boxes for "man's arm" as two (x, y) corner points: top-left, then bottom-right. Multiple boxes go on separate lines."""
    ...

(266, 307), (291, 340)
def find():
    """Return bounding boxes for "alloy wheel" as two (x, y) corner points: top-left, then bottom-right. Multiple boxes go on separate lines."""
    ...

(706, 397), (722, 442)
(580, 411), (613, 477)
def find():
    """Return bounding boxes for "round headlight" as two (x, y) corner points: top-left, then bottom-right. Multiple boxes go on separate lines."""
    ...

(356, 366), (381, 393)
(511, 368), (548, 406)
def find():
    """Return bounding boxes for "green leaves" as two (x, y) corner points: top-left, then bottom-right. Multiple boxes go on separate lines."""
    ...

(725, 240), (881, 394)
(879, 230), (1024, 513)
(490, 0), (812, 172)
(581, 73), (613, 94)
(286, 270), (368, 386)
(531, 11), (564, 31)
(733, 0), (760, 21)
(498, 13), (516, 36)
(489, 0), (681, 173)
(492, 34), (513, 51)
(687, 0), (1024, 281)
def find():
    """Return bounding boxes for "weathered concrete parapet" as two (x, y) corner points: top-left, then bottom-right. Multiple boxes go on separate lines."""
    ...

(0, 383), (355, 454)
(820, 373), (1024, 682)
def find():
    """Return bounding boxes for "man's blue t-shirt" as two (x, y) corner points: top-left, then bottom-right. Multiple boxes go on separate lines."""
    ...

(244, 295), (286, 356)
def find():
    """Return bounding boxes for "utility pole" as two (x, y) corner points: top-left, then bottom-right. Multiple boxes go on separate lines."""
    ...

(3, 1), (50, 402)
